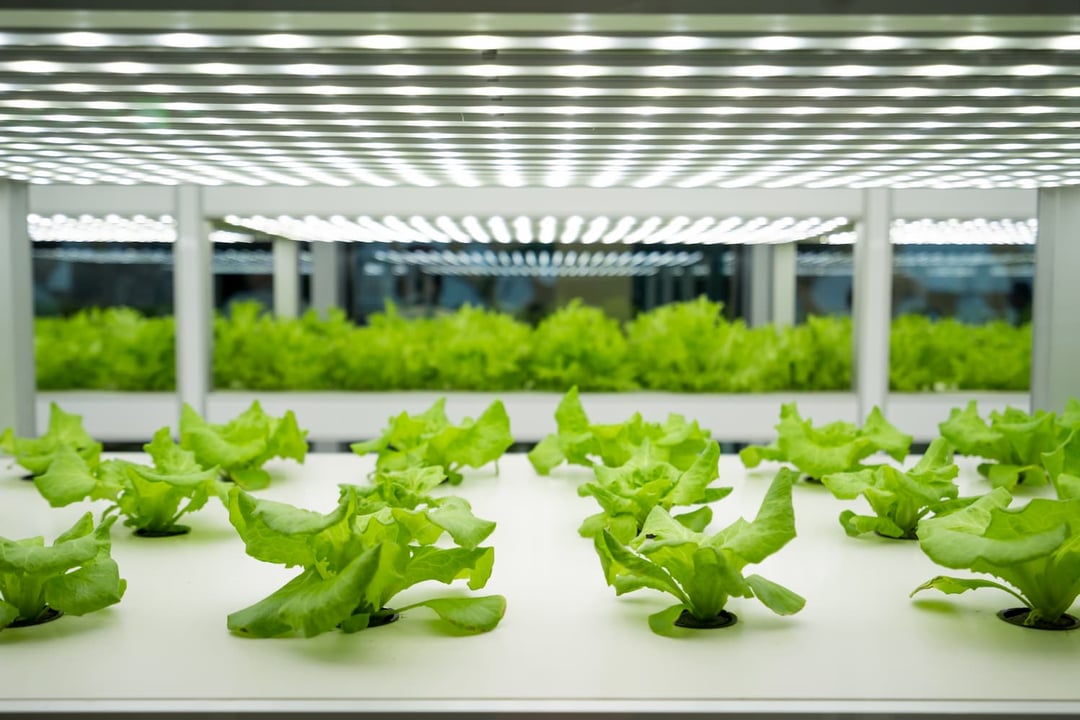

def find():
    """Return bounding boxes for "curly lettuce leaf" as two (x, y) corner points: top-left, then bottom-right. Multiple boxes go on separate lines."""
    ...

(1, 403), (102, 476)
(0, 513), (125, 628)
(914, 488), (1080, 624)
(180, 401), (307, 489)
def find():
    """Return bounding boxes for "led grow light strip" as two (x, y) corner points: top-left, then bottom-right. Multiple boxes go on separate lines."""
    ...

(221, 214), (851, 245)
(27, 213), (251, 243)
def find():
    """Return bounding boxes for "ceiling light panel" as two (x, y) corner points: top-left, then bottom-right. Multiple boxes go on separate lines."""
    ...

(222, 213), (850, 245)
(0, 28), (1078, 188)
(27, 212), (248, 243)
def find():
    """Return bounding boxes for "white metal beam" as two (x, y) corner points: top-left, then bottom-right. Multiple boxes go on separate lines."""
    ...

(29, 185), (176, 217)
(0, 180), (34, 436)
(272, 238), (300, 319)
(747, 244), (772, 327)
(1032, 187), (1080, 413)
(174, 186), (211, 419)
(854, 188), (893, 420)
(772, 242), (797, 328)
(892, 188), (1037, 220)
(205, 187), (864, 220)
(311, 241), (343, 318)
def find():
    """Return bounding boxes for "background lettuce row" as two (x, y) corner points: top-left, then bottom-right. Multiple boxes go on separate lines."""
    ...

(34, 299), (1031, 393)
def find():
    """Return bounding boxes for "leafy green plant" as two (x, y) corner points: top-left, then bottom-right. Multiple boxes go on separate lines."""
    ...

(740, 403), (912, 481)
(426, 306), (531, 390)
(913, 486), (1080, 629)
(351, 398), (513, 485)
(226, 472), (505, 638)
(594, 468), (805, 635)
(938, 401), (1064, 490)
(180, 401), (308, 490)
(528, 386), (711, 475)
(577, 441), (731, 543)
(0, 403), (102, 477)
(36, 307), (175, 391)
(890, 315), (1030, 392)
(0, 512), (126, 629)
(32, 429), (223, 537)
(527, 299), (638, 391)
(821, 438), (964, 540)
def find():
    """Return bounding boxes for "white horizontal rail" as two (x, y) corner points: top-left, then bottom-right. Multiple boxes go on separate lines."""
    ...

(36, 390), (1028, 445)
(28, 185), (1036, 222)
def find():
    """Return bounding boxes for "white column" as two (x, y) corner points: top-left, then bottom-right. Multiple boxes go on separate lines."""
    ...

(273, 237), (300, 318)
(747, 244), (772, 327)
(1032, 188), (1080, 412)
(0, 181), (33, 436)
(771, 242), (797, 328)
(311, 241), (342, 318)
(174, 186), (211, 418)
(853, 188), (893, 419)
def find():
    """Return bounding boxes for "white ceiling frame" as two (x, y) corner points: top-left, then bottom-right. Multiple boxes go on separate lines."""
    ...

(27, 184), (1036, 221)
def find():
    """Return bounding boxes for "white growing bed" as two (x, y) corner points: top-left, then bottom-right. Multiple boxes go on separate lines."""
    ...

(0, 452), (1077, 718)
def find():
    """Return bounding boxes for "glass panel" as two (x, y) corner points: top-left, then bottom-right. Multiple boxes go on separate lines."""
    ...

(32, 241), (175, 391)
(890, 244), (1033, 392)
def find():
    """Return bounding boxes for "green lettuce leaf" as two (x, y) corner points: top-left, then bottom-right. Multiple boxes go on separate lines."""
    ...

(1, 403), (102, 476)
(914, 488), (1080, 625)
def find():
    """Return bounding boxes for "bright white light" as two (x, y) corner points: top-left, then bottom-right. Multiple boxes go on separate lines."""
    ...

(102, 61), (151, 75)
(356, 35), (409, 50)
(546, 35), (613, 52)
(9, 60), (60, 73)
(257, 34), (312, 49)
(848, 35), (905, 51)
(58, 32), (111, 47)
(158, 32), (210, 48)
(195, 63), (242, 75)
(1012, 64), (1055, 76)
(554, 64), (605, 78)
(733, 65), (787, 77)
(653, 36), (707, 51)
(283, 63), (333, 76)
(750, 36), (804, 51)
(375, 64), (424, 76)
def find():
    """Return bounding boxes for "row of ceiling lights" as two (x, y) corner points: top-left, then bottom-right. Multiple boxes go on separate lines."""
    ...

(26, 213), (1037, 246)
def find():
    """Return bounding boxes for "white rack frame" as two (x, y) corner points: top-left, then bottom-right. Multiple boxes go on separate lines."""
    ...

(10, 185), (1045, 443)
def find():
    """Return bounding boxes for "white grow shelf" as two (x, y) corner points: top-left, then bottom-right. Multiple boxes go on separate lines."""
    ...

(0, 453), (1076, 718)
(36, 391), (1030, 444)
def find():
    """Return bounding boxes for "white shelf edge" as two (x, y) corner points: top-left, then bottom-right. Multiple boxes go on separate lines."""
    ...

(34, 390), (1031, 444)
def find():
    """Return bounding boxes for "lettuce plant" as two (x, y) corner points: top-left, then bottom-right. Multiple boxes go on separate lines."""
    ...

(938, 401), (1066, 490)
(1, 403), (102, 477)
(740, 403), (912, 481)
(180, 401), (308, 490)
(226, 470), (505, 638)
(0, 512), (126, 629)
(577, 441), (731, 543)
(821, 438), (963, 540)
(33, 429), (222, 537)
(351, 398), (513, 485)
(526, 299), (638, 391)
(528, 387), (711, 475)
(595, 468), (804, 635)
(913, 486), (1080, 630)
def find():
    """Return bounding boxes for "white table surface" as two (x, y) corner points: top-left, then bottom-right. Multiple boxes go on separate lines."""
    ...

(0, 453), (1077, 717)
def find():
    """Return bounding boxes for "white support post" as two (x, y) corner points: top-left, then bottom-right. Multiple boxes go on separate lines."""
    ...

(311, 241), (342, 318)
(273, 237), (300, 319)
(853, 188), (893, 420)
(772, 242), (797, 328)
(748, 244), (772, 327)
(174, 186), (211, 419)
(1032, 188), (1080, 412)
(0, 181), (33, 436)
